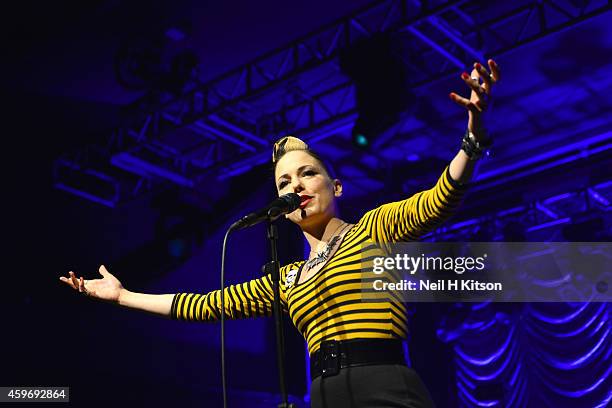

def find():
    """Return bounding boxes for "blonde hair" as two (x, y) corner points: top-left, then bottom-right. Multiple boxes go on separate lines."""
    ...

(272, 136), (309, 164)
(272, 135), (336, 178)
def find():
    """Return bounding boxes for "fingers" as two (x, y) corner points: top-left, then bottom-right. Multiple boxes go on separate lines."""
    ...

(59, 271), (86, 293)
(70, 271), (79, 289)
(449, 92), (479, 113)
(59, 274), (77, 290)
(474, 63), (492, 93)
(460, 72), (487, 110)
(472, 59), (500, 93)
(488, 59), (500, 83)
(451, 59), (500, 112)
(79, 276), (86, 294)
(60, 271), (100, 299)
(461, 71), (485, 96)
(99, 265), (109, 277)
(473, 59), (500, 86)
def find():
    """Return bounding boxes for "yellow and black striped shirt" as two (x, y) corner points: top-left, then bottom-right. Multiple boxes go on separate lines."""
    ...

(171, 165), (467, 354)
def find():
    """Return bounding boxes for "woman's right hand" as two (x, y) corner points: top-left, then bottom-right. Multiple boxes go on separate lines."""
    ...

(59, 265), (124, 304)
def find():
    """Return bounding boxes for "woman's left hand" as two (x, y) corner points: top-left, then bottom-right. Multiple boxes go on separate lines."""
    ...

(449, 59), (500, 141)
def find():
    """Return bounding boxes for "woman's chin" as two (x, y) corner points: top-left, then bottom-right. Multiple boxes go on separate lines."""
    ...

(296, 208), (311, 222)
(286, 208), (308, 224)
(296, 209), (329, 227)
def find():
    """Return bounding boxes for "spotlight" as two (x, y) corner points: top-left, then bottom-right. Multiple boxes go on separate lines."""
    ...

(352, 131), (370, 148)
(340, 32), (413, 149)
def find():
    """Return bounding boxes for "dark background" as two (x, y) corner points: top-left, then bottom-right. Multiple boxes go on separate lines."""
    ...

(2, 1), (611, 407)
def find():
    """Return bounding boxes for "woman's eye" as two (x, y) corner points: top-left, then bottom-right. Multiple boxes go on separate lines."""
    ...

(278, 181), (289, 189)
(303, 170), (316, 176)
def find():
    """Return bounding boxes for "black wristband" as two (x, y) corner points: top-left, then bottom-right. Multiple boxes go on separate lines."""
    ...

(461, 130), (492, 160)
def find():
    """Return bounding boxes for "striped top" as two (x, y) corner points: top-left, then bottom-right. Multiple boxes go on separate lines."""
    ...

(171, 165), (467, 354)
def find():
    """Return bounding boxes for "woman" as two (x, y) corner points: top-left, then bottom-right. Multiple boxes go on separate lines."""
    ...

(60, 60), (500, 407)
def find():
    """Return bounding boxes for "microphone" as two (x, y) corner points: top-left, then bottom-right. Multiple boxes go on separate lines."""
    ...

(229, 193), (302, 231)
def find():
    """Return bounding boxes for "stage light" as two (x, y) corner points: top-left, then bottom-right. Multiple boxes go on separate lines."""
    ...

(340, 32), (412, 150)
(353, 132), (369, 148)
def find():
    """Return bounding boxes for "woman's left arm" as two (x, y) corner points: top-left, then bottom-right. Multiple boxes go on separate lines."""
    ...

(360, 61), (501, 244)
(448, 59), (501, 185)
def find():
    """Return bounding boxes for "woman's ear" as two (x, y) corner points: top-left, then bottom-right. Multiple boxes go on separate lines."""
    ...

(333, 179), (343, 197)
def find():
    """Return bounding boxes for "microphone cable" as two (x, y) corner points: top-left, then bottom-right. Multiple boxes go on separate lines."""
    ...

(220, 226), (233, 408)
(219, 195), (299, 408)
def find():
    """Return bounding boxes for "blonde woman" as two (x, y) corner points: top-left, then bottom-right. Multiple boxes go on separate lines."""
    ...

(61, 60), (500, 407)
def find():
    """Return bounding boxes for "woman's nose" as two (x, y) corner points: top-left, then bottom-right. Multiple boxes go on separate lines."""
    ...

(291, 180), (304, 193)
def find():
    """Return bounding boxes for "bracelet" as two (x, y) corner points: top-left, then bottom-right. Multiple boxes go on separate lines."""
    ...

(461, 129), (492, 161)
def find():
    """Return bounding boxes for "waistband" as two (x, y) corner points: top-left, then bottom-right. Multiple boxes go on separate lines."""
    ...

(310, 338), (406, 382)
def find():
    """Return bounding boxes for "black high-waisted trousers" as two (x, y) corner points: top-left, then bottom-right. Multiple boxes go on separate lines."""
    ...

(310, 364), (436, 408)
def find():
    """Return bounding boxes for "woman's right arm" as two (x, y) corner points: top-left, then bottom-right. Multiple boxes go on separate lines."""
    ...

(60, 263), (293, 320)
(59, 265), (174, 318)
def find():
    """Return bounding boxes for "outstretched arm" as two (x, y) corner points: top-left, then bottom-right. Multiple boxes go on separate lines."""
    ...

(60, 263), (294, 321)
(358, 60), (501, 244)
(449, 59), (501, 185)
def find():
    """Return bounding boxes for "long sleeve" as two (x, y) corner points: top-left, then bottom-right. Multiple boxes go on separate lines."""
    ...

(170, 263), (298, 322)
(359, 165), (467, 244)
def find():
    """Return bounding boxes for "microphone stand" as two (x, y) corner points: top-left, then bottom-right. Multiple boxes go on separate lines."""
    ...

(263, 218), (296, 408)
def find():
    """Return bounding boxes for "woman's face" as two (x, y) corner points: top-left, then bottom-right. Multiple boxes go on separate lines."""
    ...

(274, 150), (342, 227)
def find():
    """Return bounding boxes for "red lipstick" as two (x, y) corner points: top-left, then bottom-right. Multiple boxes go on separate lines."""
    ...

(299, 195), (313, 209)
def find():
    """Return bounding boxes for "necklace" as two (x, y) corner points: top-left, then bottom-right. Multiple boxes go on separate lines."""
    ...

(308, 221), (345, 255)
(304, 222), (351, 271)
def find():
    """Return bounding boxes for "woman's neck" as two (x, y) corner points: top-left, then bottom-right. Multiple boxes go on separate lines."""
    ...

(302, 217), (346, 253)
